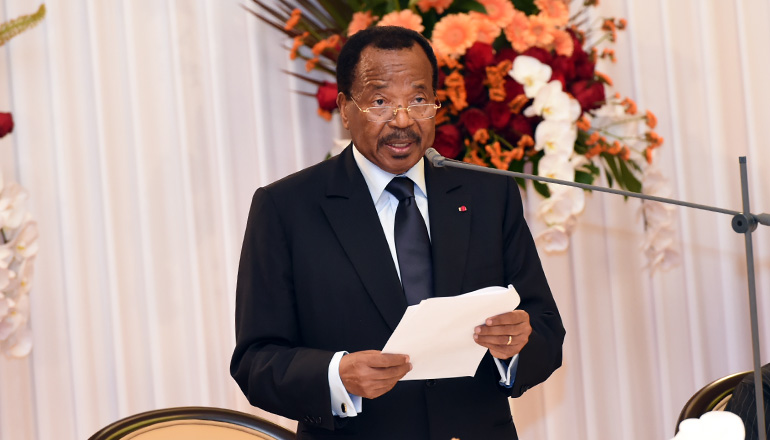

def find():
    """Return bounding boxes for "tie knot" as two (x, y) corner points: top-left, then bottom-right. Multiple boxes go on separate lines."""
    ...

(385, 177), (415, 201)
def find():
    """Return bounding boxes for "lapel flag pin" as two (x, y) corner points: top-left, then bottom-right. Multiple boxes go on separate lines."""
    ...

(458, 206), (467, 212)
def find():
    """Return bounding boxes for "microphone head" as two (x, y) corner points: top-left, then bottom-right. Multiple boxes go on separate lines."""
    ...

(424, 148), (445, 167)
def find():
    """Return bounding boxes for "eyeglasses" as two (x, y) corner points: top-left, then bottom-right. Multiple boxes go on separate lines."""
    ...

(350, 98), (442, 123)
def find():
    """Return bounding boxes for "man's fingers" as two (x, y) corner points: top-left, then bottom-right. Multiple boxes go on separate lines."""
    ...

(484, 310), (529, 326)
(367, 352), (410, 368)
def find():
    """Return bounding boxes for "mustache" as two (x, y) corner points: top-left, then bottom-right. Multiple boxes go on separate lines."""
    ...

(378, 129), (421, 148)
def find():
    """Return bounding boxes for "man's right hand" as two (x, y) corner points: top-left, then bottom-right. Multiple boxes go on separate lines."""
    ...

(339, 350), (411, 399)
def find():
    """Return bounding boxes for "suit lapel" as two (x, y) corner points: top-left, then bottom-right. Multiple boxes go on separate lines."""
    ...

(426, 161), (472, 298)
(320, 146), (407, 331)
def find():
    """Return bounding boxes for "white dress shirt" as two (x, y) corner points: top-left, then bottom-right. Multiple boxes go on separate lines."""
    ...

(328, 146), (518, 418)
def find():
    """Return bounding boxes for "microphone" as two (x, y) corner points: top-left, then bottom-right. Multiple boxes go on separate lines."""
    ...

(424, 148), (445, 167)
(423, 147), (769, 227)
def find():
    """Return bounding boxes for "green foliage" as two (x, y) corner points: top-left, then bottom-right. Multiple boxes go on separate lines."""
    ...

(511, 0), (538, 15)
(0, 4), (46, 47)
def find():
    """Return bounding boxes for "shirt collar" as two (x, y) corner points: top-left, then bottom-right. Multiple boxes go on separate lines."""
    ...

(352, 145), (427, 204)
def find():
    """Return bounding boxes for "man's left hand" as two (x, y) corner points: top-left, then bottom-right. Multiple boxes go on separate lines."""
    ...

(473, 310), (531, 360)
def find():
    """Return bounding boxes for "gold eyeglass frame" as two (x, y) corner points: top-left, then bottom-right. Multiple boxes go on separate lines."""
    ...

(350, 97), (442, 122)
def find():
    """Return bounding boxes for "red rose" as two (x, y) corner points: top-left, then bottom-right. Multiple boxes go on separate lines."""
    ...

(464, 71), (488, 106)
(570, 80), (606, 111)
(485, 101), (511, 130)
(550, 55), (575, 82)
(316, 81), (338, 112)
(503, 78), (525, 104)
(459, 108), (490, 136)
(0, 112), (13, 138)
(433, 124), (463, 159)
(495, 48), (518, 65)
(509, 114), (535, 137)
(465, 42), (495, 73)
(438, 70), (446, 89)
(522, 47), (552, 65)
(550, 71), (567, 91)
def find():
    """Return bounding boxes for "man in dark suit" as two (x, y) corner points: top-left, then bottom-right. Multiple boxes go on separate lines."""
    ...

(726, 364), (770, 440)
(231, 26), (564, 439)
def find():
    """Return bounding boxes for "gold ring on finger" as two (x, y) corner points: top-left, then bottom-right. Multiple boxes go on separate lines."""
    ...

(506, 335), (512, 346)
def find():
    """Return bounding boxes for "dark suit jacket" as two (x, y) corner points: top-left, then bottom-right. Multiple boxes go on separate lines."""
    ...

(231, 145), (565, 440)
(726, 364), (770, 440)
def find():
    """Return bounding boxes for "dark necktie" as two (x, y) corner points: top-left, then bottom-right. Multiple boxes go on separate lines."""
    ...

(385, 177), (434, 305)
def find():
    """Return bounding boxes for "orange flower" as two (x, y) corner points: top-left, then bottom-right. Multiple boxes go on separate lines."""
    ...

(618, 18), (628, 30)
(645, 110), (658, 129)
(552, 29), (574, 57)
(620, 146), (631, 161)
(473, 128), (490, 144)
(509, 94), (529, 114)
(290, 32), (309, 60)
(470, 12), (502, 44)
(312, 34), (341, 56)
(477, 0), (516, 28)
(607, 140), (623, 155)
(306, 57), (319, 72)
(601, 48), (616, 62)
(645, 147), (654, 164)
(535, 0), (570, 27)
(464, 149), (488, 166)
(431, 13), (478, 58)
(595, 71), (614, 86)
(486, 141), (517, 170)
(517, 134), (535, 149)
(285, 8), (302, 31)
(576, 114), (591, 131)
(646, 131), (664, 148)
(348, 11), (378, 36)
(511, 146), (525, 161)
(378, 10), (425, 33)
(529, 14), (555, 48)
(585, 144), (603, 159)
(485, 60), (512, 102)
(443, 71), (469, 111)
(434, 49), (460, 69)
(504, 10), (534, 53)
(602, 18), (618, 42)
(621, 97), (637, 115)
(585, 131), (601, 146)
(417, 0), (453, 14)
(317, 108), (332, 121)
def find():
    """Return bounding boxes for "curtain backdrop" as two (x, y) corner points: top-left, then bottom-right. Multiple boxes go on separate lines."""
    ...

(0, 0), (768, 439)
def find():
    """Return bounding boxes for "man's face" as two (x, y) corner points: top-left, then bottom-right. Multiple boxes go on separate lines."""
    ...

(337, 44), (436, 175)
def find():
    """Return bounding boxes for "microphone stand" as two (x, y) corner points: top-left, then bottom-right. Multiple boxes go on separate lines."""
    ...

(426, 148), (769, 439)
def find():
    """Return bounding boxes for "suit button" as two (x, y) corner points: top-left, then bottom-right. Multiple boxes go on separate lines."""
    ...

(315, 416), (323, 424)
(426, 379), (437, 387)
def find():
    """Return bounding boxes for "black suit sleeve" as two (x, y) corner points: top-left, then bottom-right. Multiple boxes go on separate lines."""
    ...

(501, 177), (565, 398)
(230, 188), (336, 430)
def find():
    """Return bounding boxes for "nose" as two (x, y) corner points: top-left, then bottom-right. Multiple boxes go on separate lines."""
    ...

(389, 106), (414, 128)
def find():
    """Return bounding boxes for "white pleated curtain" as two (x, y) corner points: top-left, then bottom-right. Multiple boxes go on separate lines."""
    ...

(0, 0), (767, 439)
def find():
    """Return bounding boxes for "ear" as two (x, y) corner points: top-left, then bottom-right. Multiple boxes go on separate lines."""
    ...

(336, 92), (349, 130)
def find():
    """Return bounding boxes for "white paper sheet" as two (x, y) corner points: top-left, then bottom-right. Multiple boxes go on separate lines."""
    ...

(381, 285), (520, 380)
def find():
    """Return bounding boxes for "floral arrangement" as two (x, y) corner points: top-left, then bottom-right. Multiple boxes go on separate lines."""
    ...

(250, 0), (677, 268)
(0, 4), (45, 358)
(0, 171), (37, 358)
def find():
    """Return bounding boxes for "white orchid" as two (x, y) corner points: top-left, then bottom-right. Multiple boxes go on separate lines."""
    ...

(535, 120), (577, 158)
(640, 165), (679, 273)
(538, 154), (575, 182)
(537, 187), (584, 225)
(509, 55), (553, 98)
(672, 411), (745, 440)
(524, 81), (573, 121)
(0, 173), (36, 358)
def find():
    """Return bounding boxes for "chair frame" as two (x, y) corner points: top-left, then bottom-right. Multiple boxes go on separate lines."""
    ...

(88, 406), (296, 440)
(676, 370), (752, 432)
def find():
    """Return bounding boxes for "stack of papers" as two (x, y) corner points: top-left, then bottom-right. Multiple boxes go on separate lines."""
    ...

(381, 285), (520, 380)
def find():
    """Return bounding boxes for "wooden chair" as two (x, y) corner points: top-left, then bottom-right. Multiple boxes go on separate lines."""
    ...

(676, 370), (752, 432)
(88, 406), (296, 440)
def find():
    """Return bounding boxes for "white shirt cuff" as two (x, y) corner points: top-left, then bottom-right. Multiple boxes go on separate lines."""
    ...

(494, 353), (520, 388)
(328, 351), (362, 417)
